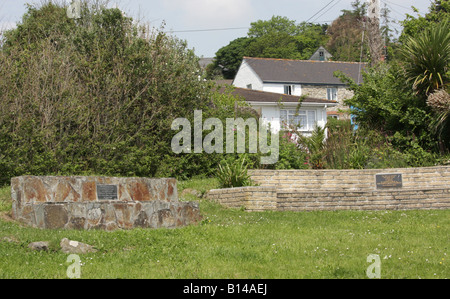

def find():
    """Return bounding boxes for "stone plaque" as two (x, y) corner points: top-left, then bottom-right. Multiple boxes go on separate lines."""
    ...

(96, 184), (118, 200)
(376, 174), (402, 189)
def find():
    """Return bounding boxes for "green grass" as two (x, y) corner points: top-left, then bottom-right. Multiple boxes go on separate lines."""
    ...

(0, 180), (449, 279)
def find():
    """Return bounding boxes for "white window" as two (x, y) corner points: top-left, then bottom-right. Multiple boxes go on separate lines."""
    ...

(280, 109), (317, 131)
(284, 85), (294, 95)
(327, 88), (338, 101)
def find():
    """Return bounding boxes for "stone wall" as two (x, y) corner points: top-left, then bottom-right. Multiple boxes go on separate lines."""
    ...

(207, 166), (450, 212)
(11, 176), (201, 230)
(207, 186), (277, 211)
(248, 166), (450, 190)
(302, 85), (354, 112)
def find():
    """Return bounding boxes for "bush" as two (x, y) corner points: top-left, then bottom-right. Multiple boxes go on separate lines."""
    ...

(0, 1), (249, 184)
(216, 155), (255, 188)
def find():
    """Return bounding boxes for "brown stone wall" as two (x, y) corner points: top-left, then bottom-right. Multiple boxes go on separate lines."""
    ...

(11, 176), (201, 230)
(302, 85), (354, 112)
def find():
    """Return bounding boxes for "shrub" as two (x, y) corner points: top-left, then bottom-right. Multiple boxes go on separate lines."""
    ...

(216, 155), (255, 188)
(0, 1), (249, 184)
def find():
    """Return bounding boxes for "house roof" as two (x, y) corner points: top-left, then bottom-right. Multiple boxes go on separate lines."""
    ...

(198, 57), (214, 69)
(241, 57), (366, 85)
(224, 87), (337, 105)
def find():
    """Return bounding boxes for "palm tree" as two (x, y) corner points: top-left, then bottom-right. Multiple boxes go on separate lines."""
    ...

(427, 88), (450, 147)
(401, 21), (450, 95)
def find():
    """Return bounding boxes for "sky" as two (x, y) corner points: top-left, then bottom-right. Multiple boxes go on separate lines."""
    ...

(0, 0), (435, 57)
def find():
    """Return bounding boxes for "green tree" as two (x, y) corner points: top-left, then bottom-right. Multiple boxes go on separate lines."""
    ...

(400, 0), (450, 43)
(207, 37), (255, 79)
(400, 21), (450, 95)
(295, 22), (330, 59)
(246, 31), (301, 60)
(326, 0), (369, 62)
(0, 1), (248, 184)
(339, 62), (444, 154)
(208, 16), (329, 78)
(248, 15), (300, 38)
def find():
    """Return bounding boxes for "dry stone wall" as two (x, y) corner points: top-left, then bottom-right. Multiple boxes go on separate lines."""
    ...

(11, 176), (201, 230)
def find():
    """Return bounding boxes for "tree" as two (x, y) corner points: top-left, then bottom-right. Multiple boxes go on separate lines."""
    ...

(326, 0), (369, 62)
(246, 31), (301, 60)
(400, 0), (450, 43)
(207, 16), (329, 79)
(400, 21), (450, 95)
(248, 16), (300, 38)
(295, 22), (329, 60)
(207, 37), (255, 79)
(0, 1), (246, 183)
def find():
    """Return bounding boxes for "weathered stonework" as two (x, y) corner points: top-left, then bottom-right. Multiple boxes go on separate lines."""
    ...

(302, 85), (354, 117)
(11, 176), (201, 230)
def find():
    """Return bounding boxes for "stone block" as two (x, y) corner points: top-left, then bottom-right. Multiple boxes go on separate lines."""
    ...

(44, 204), (68, 229)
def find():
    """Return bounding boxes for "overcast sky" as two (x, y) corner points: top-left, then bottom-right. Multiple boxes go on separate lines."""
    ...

(0, 0), (434, 57)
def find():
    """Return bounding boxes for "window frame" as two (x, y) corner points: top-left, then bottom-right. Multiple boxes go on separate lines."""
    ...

(284, 85), (294, 95)
(280, 109), (317, 132)
(327, 87), (338, 101)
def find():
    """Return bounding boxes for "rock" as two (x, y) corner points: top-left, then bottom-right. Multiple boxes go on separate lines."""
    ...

(180, 188), (203, 198)
(2, 236), (20, 243)
(60, 238), (97, 254)
(28, 241), (50, 251)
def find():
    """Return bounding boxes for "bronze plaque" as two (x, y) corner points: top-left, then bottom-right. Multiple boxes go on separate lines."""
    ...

(96, 184), (118, 200)
(376, 174), (402, 189)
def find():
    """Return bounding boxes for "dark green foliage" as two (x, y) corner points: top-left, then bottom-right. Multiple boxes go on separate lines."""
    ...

(207, 17), (329, 79)
(0, 2), (246, 185)
(400, 22), (450, 95)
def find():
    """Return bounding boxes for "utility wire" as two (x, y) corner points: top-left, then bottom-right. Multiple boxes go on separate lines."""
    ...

(311, 0), (343, 23)
(306, 0), (337, 22)
(169, 27), (249, 33)
(382, 0), (417, 13)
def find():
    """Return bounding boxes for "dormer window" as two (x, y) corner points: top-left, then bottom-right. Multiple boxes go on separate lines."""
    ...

(284, 85), (293, 95)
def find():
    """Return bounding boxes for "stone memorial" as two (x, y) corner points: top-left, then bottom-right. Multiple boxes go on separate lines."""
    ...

(11, 176), (201, 231)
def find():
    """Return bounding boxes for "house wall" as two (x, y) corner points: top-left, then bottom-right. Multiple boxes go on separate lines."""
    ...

(249, 103), (327, 135)
(302, 85), (354, 111)
(262, 83), (302, 96)
(233, 60), (263, 90)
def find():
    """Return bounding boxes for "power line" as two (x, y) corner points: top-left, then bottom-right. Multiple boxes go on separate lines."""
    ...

(311, 0), (343, 23)
(168, 27), (249, 33)
(306, 0), (337, 22)
(382, 0), (418, 13)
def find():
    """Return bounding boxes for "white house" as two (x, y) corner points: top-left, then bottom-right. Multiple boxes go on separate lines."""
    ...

(222, 87), (337, 137)
(232, 56), (366, 119)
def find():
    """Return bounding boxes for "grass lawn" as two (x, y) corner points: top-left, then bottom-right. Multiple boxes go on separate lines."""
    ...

(0, 178), (448, 279)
